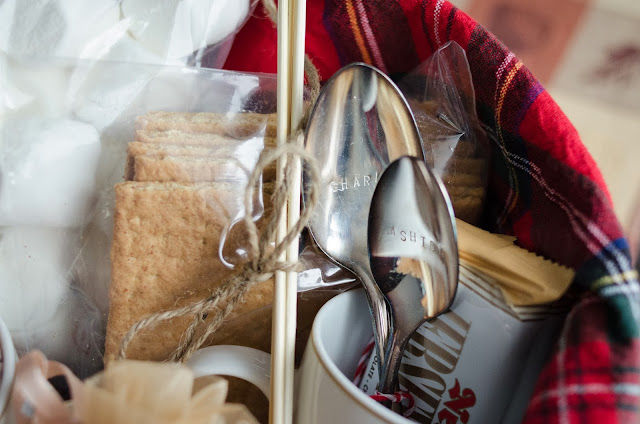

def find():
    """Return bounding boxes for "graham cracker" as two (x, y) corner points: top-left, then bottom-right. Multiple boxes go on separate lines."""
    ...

(444, 185), (486, 199)
(134, 130), (277, 148)
(130, 155), (254, 183)
(136, 112), (277, 139)
(440, 172), (485, 188)
(105, 182), (273, 362)
(127, 141), (238, 159)
(125, 142), (234, 180)
(441, 158), (487, 175)
(451, 196), (484, 224)
(126, 152), (277, 184)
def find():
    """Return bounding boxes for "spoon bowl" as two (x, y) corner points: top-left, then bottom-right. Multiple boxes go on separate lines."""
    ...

(368, 156), (458, 394)
(302, 63), (424, 373)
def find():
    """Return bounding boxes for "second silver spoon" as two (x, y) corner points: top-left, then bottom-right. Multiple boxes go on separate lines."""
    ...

(368, 156), (459, 395)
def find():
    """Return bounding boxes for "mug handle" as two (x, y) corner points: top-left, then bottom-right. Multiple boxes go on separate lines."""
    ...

(186, 345), (272, 400)
(0, 319), (16, 423)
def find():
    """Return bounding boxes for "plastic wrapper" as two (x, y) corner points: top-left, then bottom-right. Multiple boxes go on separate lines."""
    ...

(0, 0), (258, 69)
(0, 57), (353, 383)
(398, 41), (490, 225)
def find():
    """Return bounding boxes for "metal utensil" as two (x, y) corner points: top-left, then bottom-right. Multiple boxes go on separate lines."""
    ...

(368, 156), (458, 394)
(302, 63), (424, 374)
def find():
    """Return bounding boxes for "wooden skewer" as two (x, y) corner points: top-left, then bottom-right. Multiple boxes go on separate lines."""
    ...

(271, 0), (306, 422)
(284, 0), (307, 419)
(271, 0), (291, 421)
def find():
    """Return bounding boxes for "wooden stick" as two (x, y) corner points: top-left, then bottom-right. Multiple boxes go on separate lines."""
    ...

(271, 0), (291, 421)
(283, 0), (307, 421)
(272, 0), (306, 422)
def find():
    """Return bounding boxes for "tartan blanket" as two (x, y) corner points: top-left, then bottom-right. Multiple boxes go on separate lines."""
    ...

(224, 0), (640, 422)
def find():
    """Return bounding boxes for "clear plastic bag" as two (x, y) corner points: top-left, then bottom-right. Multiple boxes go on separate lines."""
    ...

(0, 57), (351, 379)
(398, 41), (490, 225)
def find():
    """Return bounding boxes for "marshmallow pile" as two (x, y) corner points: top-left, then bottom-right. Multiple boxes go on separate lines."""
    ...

(0, 0), (251, 66)
(0, 119), (101, 227)
(0, 119), (103, 374)
(0, 0), (252, 374)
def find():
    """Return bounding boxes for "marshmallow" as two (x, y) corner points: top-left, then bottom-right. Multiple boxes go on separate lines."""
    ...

(10, 287), (104, 378)
(191, 0), (251, 48)
(100, 31), (166, 65)
(0, 118), (101, 227)
(121, 0), (250, 60)
(56, 0), (122, 59)
(0, 53), (32, 117)
(0, 227), (73, 332)
(0, 226), (105, 377)
(1, 0), (249, 67)
(69, 59), (156, 132)
(3, 0), (120, 59)
(0, 0), (16, 53)
(0, 56), (70, 118)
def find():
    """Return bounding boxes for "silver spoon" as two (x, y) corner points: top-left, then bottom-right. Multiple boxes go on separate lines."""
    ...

(368, 156), (458, 395)
(302, 63), (424, 375)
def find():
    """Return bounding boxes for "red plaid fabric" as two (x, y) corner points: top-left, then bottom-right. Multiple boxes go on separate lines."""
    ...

(225, 1), (640, 422)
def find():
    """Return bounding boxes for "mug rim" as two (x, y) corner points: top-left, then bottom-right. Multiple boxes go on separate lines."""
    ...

(0, 316), (16, 418)
(310, 289), (412, 423)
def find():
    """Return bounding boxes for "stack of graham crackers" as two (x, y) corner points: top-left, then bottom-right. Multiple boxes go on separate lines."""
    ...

(409, 100), (489, 225)
(104, 111), (279, 362)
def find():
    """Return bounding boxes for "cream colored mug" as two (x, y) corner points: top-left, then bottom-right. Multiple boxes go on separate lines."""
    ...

(187, 289), (411, 423)
(0, 317), (17, 424)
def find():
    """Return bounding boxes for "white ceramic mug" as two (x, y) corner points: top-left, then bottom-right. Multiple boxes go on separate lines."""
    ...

(0, 317), (17, 424)
(187, 289), (411, 423)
